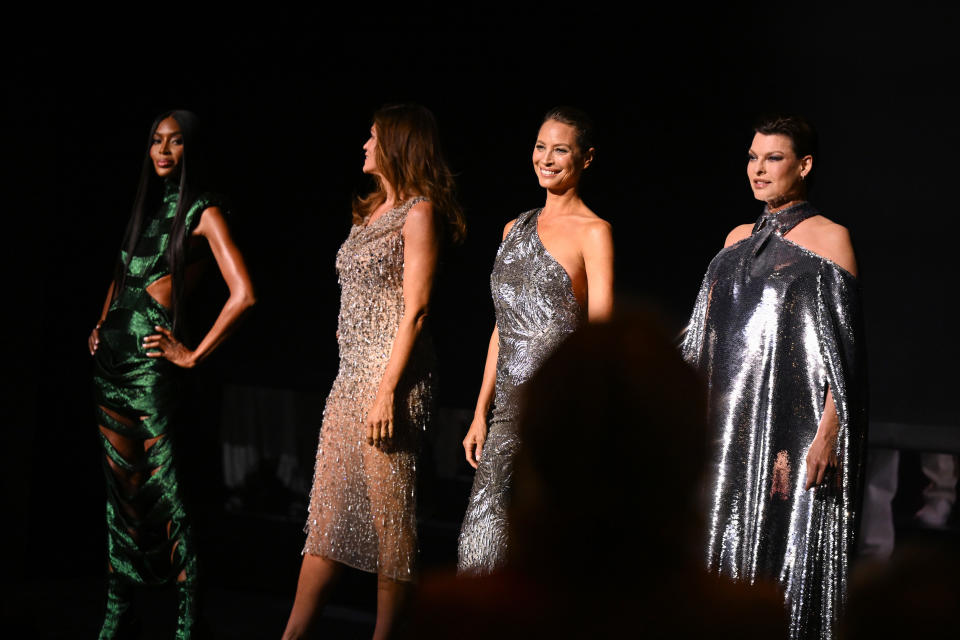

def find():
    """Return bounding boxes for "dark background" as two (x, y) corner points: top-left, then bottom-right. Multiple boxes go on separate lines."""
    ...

(6, 5), (959, 636)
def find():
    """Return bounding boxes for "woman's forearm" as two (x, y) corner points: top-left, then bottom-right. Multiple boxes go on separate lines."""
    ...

(374, 308), (429, 399)
(97, 281), (116, 325)
(473, 326), (499, 419)
(183, 205), (256, 368)
(184, 289), (256, 367)
(816, 387), (840, 445)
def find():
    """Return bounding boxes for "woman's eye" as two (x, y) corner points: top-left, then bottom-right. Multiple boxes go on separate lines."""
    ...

(535, 144), (545, 150)
(171, 138), (183, 146)
(747, 155), (757, 161)
(556, 148), (568, 154)
(768, 155), (783, 161)
(152, 138), (161, 145)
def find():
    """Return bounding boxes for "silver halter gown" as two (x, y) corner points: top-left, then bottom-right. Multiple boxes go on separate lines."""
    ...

(457, 208), (582, 575)
(681, 202), (867, 640)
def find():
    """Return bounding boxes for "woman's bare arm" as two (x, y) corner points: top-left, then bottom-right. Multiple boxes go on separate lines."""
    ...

(88, 280), (116, 355)
(364, 201), (440, 447)
(462, 218), (516, 467)
(582, 219), (615, 322)
(805, 388), (841, 490)
(142, 206), (256, 367)
(463, 326), (499, 468)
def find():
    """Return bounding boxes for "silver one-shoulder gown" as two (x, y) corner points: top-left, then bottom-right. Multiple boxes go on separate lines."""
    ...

(682, 202), (867, 640)
(457, 208), (582, 575)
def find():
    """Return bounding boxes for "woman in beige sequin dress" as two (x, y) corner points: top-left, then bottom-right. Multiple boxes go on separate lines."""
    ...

(282, 104), (464, 640)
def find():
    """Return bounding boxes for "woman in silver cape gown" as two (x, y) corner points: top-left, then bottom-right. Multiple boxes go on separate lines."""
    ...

(681, 114), (866, 640)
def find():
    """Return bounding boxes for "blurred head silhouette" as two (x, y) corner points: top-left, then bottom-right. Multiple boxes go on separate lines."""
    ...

(509, 308), (708, 586)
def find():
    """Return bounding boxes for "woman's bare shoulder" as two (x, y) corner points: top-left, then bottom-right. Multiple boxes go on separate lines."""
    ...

(788, 215), (857, 276)
(402, 199), (438, 242)
(724, 223), (754, 247)
(407, 198), (435, 220)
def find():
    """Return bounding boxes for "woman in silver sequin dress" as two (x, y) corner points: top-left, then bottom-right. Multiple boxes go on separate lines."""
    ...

(681, 114), (866, 640)
(282, 104), (464, 640)
(458, 106), (615, 575)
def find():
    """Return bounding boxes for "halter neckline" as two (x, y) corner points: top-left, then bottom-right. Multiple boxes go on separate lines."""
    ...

(753, 201), (818, 237)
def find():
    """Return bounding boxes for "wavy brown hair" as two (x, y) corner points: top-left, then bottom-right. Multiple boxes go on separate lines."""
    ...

(353, 104), (465, 244)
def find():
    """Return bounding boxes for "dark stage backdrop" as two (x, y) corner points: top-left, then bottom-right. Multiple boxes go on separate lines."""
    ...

(7, 7), (958, 584)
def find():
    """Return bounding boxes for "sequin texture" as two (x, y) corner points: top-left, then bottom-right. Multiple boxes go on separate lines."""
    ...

(458, 208), (582, 575)
(682, 202), (867, 640)
(303, 197), (434, 582)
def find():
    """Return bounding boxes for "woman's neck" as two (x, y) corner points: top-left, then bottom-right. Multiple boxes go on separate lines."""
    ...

(765, 186), (807, 213)
(767, 197), (806, 214)
(542, 186), (583, 217)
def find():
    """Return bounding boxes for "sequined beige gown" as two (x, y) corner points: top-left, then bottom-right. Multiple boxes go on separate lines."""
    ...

(304, 197), (434, 581)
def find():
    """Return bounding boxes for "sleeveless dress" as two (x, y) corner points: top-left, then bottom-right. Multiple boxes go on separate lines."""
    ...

(303, 197), (435, 582)
(458, 208), (582, 575)
(93, 180), (221, 638)
(681, 202), (867, 640)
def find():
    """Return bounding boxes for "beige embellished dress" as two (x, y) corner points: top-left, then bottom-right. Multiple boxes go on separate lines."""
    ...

(303, 197), (434, 581)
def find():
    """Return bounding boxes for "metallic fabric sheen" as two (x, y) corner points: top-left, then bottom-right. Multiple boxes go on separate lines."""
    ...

(458, 208), (582, 575)
(94, 180), (220, 638)
(303, 197), (434, 582)
(682, 202), (867, 640)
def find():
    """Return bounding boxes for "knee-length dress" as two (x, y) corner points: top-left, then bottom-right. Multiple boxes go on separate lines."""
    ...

(457, 208), (582, 575)
(94, 182), (221, 590)
(681, 202), (867, 640)
(303, 197), (435, 582)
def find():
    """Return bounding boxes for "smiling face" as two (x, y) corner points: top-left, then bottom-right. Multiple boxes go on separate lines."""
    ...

(747, 132), (812, 207)
(150, 116), (184, 178)
(532, 119), (593, 192)
(362, 124), (380, 176)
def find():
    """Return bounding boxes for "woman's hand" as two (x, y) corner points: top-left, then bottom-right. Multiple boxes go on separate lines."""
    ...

(143, 325), (196, 368)
(463, 416), (488, 469)
(365, 391), (395, 448)
(805, 388), (841, 490)
(804, 434), (839, 490)
(88, 324), (102, 356)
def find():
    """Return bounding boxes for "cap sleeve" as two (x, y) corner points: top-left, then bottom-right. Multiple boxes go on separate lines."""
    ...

(184, 192), (229, 235)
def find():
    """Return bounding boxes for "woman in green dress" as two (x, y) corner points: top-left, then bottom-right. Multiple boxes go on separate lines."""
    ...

(88, 110), (256, 638)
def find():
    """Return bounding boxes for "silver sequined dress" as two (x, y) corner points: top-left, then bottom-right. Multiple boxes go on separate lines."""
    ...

(458, 208), (582, 575)
(303, 197), (434, 582)
(681, 202), (866, 640)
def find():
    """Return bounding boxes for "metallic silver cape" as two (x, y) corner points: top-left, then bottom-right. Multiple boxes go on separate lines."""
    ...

(681, 202), (867, 640)
(457, 208), (582, 575)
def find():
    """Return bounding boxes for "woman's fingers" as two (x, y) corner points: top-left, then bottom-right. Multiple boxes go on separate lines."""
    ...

(804, 457), (832, 490)
(366, 418), (392, 448)
(143, 326), (173, 354)
(463, 433), (483, 469)
(89, 328), (102, 355)
(815, 463), (827, 486)
(804, 455), (817, 490)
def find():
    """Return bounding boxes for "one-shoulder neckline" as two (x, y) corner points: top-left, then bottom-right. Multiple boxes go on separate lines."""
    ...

(531, 208), (582, 315)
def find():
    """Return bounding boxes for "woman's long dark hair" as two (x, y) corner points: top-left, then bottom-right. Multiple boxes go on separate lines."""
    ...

(114, 110), (207, 335)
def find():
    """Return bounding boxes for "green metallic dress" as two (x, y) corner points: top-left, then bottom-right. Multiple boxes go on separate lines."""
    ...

(93, 181), (220, 639)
